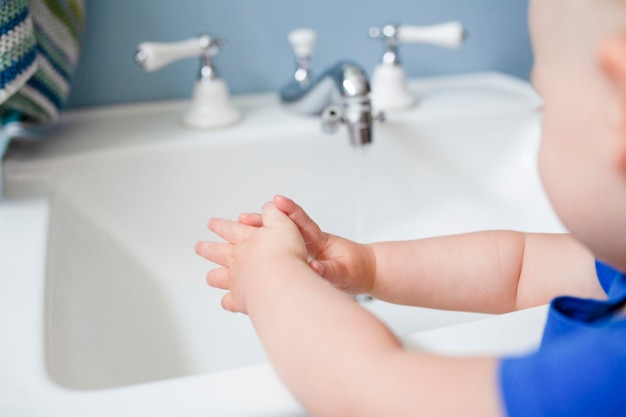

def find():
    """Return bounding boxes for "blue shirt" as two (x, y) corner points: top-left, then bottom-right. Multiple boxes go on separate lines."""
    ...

(500, 261), (626, 417)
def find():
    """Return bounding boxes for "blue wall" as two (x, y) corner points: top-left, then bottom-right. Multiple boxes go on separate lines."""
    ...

(67, 0), (532, 108)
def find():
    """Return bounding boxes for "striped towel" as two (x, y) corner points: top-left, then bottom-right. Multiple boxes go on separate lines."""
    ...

(0, 0), (84, 126)
(0, 0), (84, 198)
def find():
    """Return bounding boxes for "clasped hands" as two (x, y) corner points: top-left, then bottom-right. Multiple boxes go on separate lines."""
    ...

(195, 195), (376, 314)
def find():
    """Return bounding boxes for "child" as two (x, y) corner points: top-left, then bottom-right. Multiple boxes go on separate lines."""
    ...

(195, 0), (626, 415)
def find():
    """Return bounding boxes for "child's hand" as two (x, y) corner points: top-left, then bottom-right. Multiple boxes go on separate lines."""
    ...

(195, 201), (308, 314)
(239, 195), (376, 295)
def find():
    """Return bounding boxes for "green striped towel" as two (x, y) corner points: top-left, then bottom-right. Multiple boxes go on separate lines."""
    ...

(0, 0), (84, 126)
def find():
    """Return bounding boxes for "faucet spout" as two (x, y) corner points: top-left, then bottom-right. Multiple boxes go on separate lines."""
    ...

(340, 95), (375, 146)
(279, 60), (382, 146)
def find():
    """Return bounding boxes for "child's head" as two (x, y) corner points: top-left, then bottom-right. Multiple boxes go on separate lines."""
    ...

(529, 0), (626, 270)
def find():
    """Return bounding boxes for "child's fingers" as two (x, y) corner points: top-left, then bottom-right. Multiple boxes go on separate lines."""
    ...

(310, 259), (339, 283)
(195, 241), (233, 266)
(238, 212), (262, 227)
(310, 259), (357, 294)
(309, 259), (326, 277)
(221, 292), (242, 314)
(206, 267), (230, 290)
(208, 217), (254, 243)
(261, 201), (293, 226)
(274, 195), (327, 254)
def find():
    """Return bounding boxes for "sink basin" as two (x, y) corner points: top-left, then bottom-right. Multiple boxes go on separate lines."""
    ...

(1, 72), (560, 416)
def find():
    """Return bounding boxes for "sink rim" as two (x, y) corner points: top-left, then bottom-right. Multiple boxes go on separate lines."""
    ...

(0, 71), (551, 416)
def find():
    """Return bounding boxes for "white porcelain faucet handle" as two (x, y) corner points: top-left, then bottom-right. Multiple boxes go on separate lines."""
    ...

(398, 21), (465, 48)
(369, 21), (465, 112)
(288, 28), (317, 59)
(135, 35), (222, 72)
(134, 35), (240, 130)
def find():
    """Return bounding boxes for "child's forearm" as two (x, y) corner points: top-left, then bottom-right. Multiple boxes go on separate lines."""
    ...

(246, 255), (502, 417)
(369, 231), (601, 313)
(244, 257), (400, 414)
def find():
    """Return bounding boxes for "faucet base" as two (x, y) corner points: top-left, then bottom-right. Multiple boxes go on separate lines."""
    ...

(180, 79), (242, 130)
(371, 64), (416, 112)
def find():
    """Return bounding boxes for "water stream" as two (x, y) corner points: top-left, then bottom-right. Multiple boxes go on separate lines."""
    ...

(351, 144), (373, 243)
(351, 144), (375, 303)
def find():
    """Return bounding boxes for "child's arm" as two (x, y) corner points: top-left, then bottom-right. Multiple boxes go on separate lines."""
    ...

(241, 196), (605, 314)
(370, 231), (603, 313)
(196, 203), (504, 417)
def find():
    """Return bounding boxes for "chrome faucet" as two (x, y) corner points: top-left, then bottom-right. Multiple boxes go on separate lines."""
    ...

(279, 29), (384, 146)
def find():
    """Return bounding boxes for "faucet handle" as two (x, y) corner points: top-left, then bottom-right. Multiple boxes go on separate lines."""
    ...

(288, 28), (317, 59)
(369, 22), (465, 112)
(396, 22), (465, 48)
(287, 28), (317, 87)
(134, 34), (241, 130)
(134, 34), (225, 72)
(369, 22), (465, 64)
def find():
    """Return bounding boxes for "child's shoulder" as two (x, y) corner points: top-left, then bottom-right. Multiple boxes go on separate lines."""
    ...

(500, 263), (626, 417)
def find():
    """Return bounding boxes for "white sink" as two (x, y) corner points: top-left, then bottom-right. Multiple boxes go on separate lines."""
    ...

(1, 72), (559, 416)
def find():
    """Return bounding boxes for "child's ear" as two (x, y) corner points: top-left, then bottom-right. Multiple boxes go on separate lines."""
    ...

(600, 36), (626, 116)
(600, 35), (626, 172)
